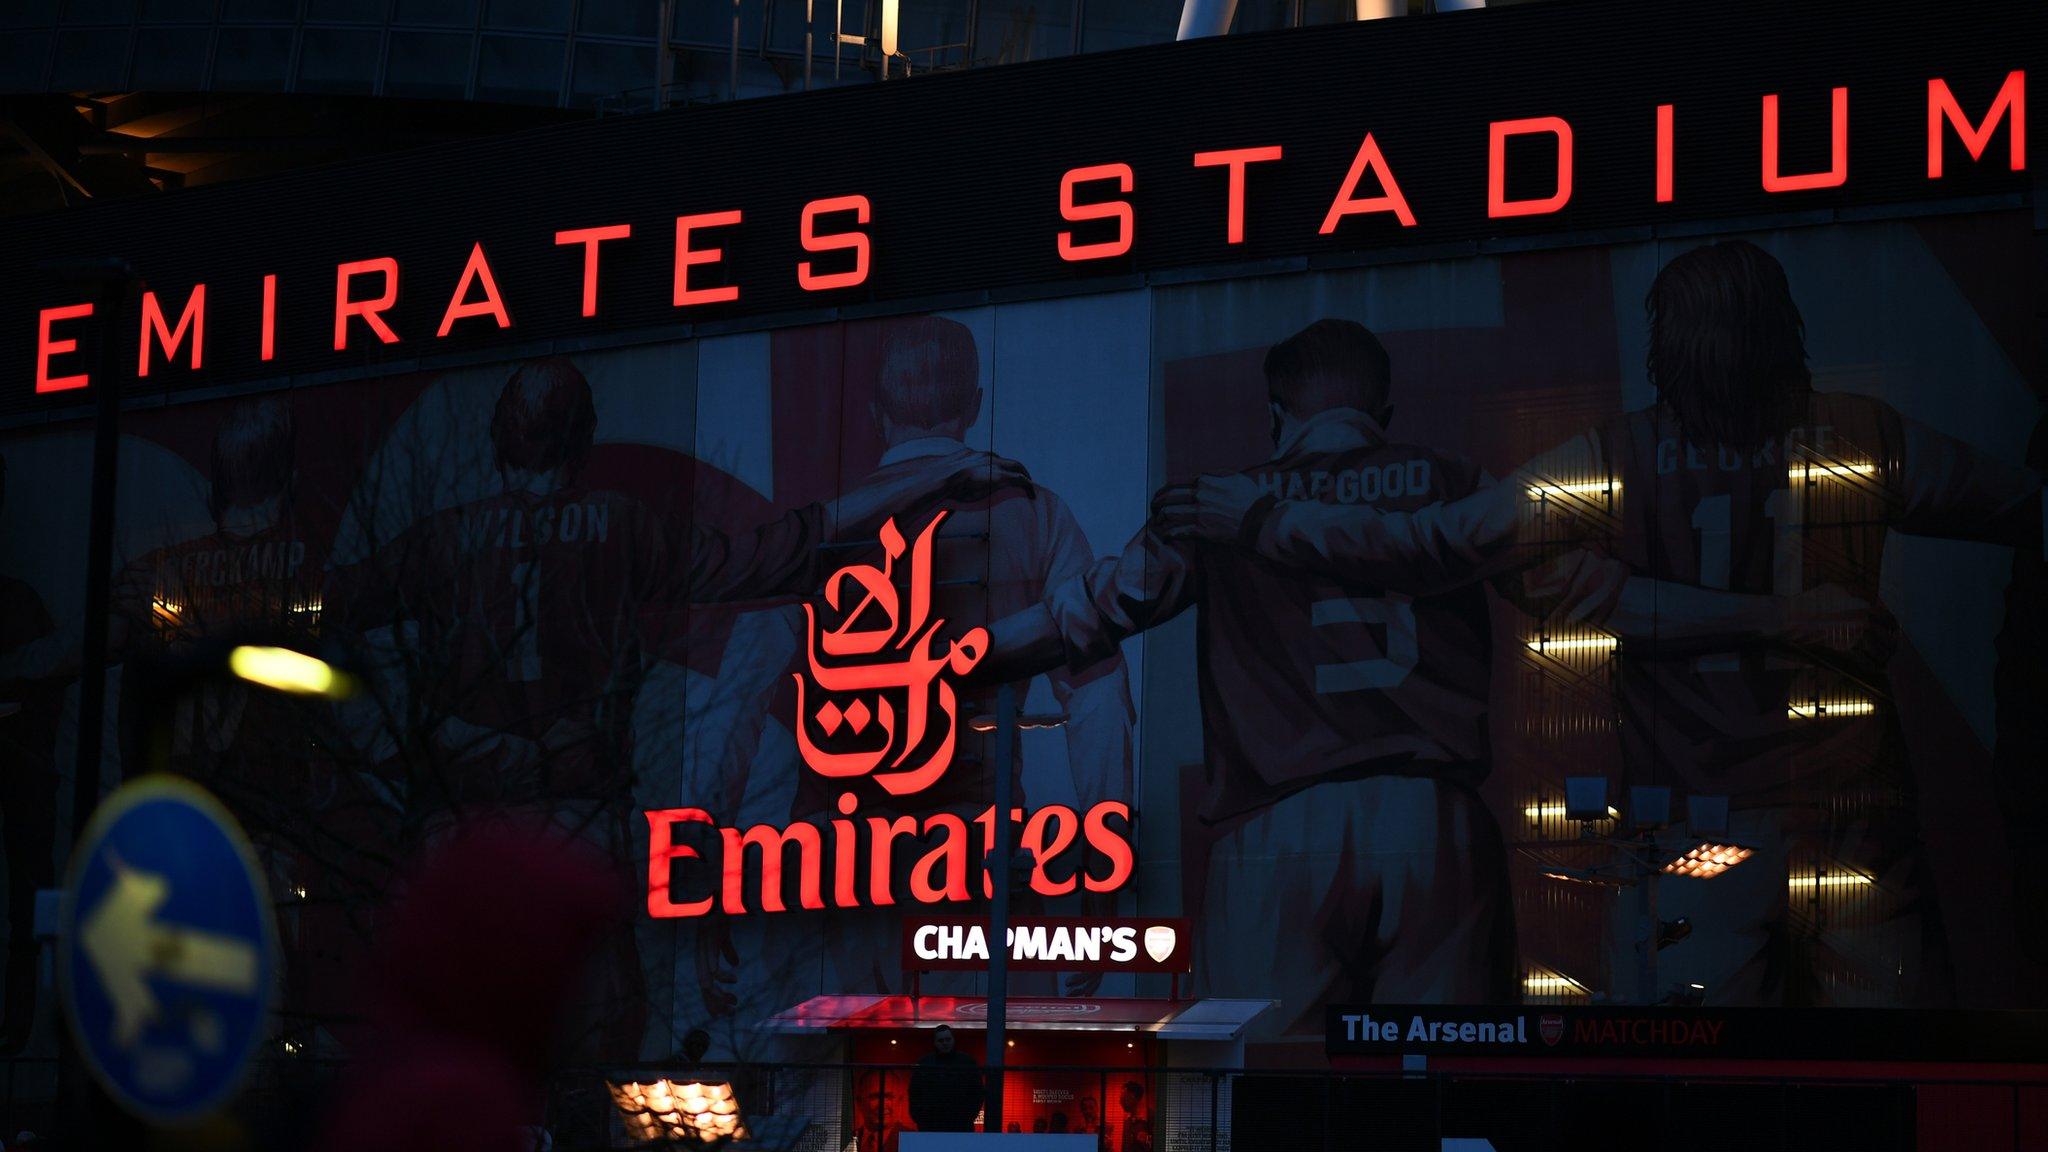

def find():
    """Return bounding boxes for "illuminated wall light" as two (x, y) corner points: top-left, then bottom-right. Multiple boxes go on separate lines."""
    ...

(1786, 699), (1877, 720)
(150, 597), (182, 624)
(1523, 974), (1587, 994)
(1787, 462), (1877, 482)
(1524, 635), (1618, 654)
(1526, 480), (1620, 501)
(1523, 803), (1619, 821)
(1789, 872), (1873, 890)
(1662, 842), (1755, 879)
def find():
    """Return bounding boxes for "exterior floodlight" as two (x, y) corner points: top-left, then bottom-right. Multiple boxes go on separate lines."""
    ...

(1628, 785), (1672, 829)
(227, 645), (355, 699)
(607, 1076), (747, 1145)
(1662, 842), (1754, 879)
(1688, 794), (1730, 837)
(1563, 776), (1609, 822)
(880, 0), (899, 56)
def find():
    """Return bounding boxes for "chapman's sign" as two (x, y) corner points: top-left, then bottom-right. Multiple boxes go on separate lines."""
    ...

(902, 916), (1195, 973)
(645, 515), (1134, 919)
(1327, 1005), (2048, 1062)
(3, 0), (2031, 417)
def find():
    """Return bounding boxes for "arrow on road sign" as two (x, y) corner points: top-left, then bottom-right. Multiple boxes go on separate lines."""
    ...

(80, 860), (260, 1047)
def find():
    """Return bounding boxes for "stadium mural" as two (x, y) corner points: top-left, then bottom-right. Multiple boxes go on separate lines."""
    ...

(0, 215), (2042, 1073)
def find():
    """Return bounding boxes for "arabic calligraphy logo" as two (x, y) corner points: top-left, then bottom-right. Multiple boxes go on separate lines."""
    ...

(794, 512), (987, 796)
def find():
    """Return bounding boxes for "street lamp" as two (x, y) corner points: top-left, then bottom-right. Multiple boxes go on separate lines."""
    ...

(226, 645), (356, 700)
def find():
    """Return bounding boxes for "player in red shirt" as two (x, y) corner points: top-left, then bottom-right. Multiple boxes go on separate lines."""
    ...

(337, 356), (1029, 1057)
(977, 319), (1545, 1038)
(0, 396), (334, 797)
(1158, 242), (2045, 1006)
(688, 316), (1135, 1027)
(343, 356), (1029, 812)
(1, 397), (378, 1049)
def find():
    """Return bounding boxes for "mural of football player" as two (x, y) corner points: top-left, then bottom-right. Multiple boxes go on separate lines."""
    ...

(0, 397), (326, 777)
(1157, 241), (2045, 1007)
(973, 318), (1539, 1039)
(0, 397), (373, 1049)
(0, 455), (63, 1051)
(974, 313), (1889, 1038)
(340, 355), (1030, 1058)
(689, 314), (1136, 1030)
(810, 316), (1136, 995)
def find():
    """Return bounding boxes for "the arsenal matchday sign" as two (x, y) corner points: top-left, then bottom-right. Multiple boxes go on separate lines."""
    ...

(3, 0), (2034, 418)
(902, 916), (1195, 974)
(1327, 1005), (2048, 1062)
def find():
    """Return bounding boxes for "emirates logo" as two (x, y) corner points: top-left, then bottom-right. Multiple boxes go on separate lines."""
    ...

(794, 513), (986, 796)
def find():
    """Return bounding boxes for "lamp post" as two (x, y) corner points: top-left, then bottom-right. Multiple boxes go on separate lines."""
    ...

(983, 683), (1015, 1133)
(41, 257), (135, 1152)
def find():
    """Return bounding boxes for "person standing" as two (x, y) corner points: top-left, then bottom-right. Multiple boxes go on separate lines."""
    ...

(907, 1025), (984, 1134)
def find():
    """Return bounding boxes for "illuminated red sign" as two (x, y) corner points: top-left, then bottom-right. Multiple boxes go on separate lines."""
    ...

(792, 512), (986, 796)
(645, 514), (1134, 919)
(22, 69), (2026, 399)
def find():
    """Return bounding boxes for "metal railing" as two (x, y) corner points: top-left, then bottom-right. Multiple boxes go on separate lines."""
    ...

(1, 1055), (2039, 1150)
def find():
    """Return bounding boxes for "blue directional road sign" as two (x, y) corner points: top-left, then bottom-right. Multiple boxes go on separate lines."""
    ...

(61, 776), (280, 1124)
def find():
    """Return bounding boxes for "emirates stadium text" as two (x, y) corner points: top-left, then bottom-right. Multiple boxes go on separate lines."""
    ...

(27, 72), (2023, 397)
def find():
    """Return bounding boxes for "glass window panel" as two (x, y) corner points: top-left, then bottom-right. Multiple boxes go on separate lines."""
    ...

(131, 26), (212, 87)
(972, 0), (1070, 65)
(897, 0), (970, 67)
(386, 30), (471, 97)
(0, 33), (51, 86)
(140, 0), (216, 20)
(50, 28), (129, 87)
(475, 34), (562, 103)
(394, 0), (477, 24)
(763, 0), (829, 54)
(577, 0), (657, 38)
(676, 0), (762, 50)
(307, 0), (388, 20)
(1230, 0), (1291, 32)
(60, 0), (135, 24)
(569, 41), (653, 108)
(1301, 0), (1353, 24)
(221, 0), (298, 18)
(2, 0), (61, 29)
(296, 27), (381, 93)
(212, 25), (293, 86)
(1079, 0), (1176, 53)
(484, 0), (569, 32)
